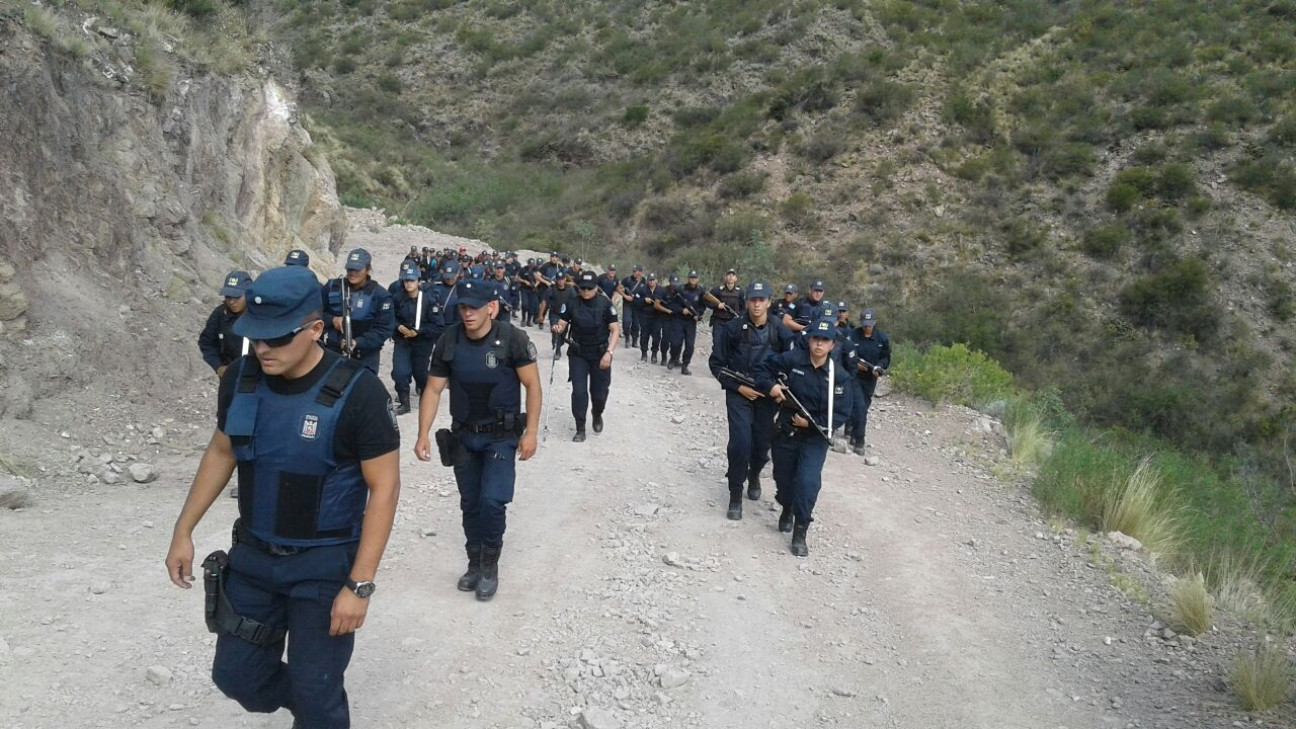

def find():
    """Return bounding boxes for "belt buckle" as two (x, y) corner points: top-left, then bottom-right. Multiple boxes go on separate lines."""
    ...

(267, 542), (298, 557)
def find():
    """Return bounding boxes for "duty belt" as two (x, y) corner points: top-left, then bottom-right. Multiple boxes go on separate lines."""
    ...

(235, 522), (309, 556)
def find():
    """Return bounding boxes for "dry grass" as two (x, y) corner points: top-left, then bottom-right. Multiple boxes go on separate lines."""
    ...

(23, 4), (93, 58)
(1006, 407), (1054, 466)
(1100, 458), (1180, 557)
(1206, 551), (1280, 627)
(1230, 640), (1294, 711)
(1168, 572), (1214, 636)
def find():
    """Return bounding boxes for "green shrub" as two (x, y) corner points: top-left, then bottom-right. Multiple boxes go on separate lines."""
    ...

(717, 171), (767, 199)
(376, 73), (402, 94)
(1106, 183), (1140, 212)
(943, 91), (997, 144)
(1042, 142), (1094, 179)
(1082, 222), (1131, 259)
(1158, 163), (1196, 200)
(889, 343), (1014, 408)
(714, 211), (768, 244)
(797, 129), (846, 163)
(168, 0), (221, 19)
(1231, 642), (1293, 711)
(853, 78), (916, 127)
(623, 105), (649, 127)
(780, 192), (815, 229)
(1231, 156), (1296, 210)
(1118, 257), (1219, 340)
(1271, 115), (1296, 147)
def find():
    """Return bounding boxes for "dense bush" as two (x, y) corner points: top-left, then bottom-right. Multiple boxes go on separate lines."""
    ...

(1118, 257), (1219, 340)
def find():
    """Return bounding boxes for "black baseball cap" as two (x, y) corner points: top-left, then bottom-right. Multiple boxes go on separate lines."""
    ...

(745, 280), (771, 298)
(577, 271), (598, 289)
(810, 280), (825, 291)
(688, 270), (698, 278)
(807, 317), (836, 340)
(344, 248), (371, 271)
(220, 270), (253, 298)
(284, 250), (310, 267)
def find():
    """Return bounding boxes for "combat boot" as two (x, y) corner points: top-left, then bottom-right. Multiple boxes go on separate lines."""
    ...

(640, 352), (647, 362)
(395, 392), (411, 416)
(476, 546), (502, 601)
(851, 437), (866, 456)
(778, 504), (794, 533)
(650, 353), (658, 364)
(790, 523), (809, 557)
(667, 358), (677, 370)
(457, 545), (482, 592)
(573, 425), (586, 442)
(680, 365), (692, 376)
(747, 472), (762, 501)
(726, 486), (743, 520)
(592, 412), (604, 434)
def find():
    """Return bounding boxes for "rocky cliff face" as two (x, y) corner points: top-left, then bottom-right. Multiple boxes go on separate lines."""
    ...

(0, 13), (345, 419)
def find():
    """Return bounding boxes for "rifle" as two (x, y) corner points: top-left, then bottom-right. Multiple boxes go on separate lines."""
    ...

(339, 277), (355, 357)
(718, 367), (767, 397)
(671, 289), (700, 320)
(856, 359), (888, 378)
(775, 373), (830, 442)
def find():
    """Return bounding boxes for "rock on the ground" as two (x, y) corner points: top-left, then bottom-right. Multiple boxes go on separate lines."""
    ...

(659, 667), (691, 689)
(128, 463), (159, 484)
(864, 456), (881, 466)
(1106, 531), (1143, 551)
(578, 706), (622, 729)
(146, 665), (173, 686)
(0, 483), (31, 509)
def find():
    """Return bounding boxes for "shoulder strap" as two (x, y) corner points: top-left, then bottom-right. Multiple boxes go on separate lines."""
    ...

(236, 356), (262, 394)
(316, 358), (363, 407)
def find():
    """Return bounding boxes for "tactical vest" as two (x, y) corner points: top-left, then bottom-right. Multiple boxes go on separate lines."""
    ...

(567, 295), (613, 357)
(622, 277), (645, 308)
(327, 280), (380, 324)
(712, 286), (743, 323)
(224, 357), (367, 548)
(437, 321), (525, 427)
(733, 316), (781, 373)
(680, 285), (704, 314)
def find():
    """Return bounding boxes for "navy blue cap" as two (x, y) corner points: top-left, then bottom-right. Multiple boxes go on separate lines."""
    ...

(577, 271), (598, 289)
(806, 317), (837, 339)
(837, 301), (849, 312)
(494, 261), (505, 268)
(810, 280), (825, 291)
(668, 274), (680, 284)
(550, 251), (559, 257)
(860, 308), (878, 326)
(232, 267), (321, 340)
(688, 270), (698, 278)
(442, 260), (461, 278)
(399, 263), (420, 281)
(220, 270), (253, 298)
(344, 248), (372, 271)
(647, 272), (657, 280)
(784, 283), (798, 294)
(608, 264), (617, 270)
(455, 280), (495, 308)
(284, 250), (310, 267)
(575, 259), (584, 266)
(726, 268), (737, 275)
(745, 280), (771, 298)
(633, 264), (643, 272)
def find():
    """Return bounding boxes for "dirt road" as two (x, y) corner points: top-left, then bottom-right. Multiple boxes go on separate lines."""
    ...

(0, 216), (1277, 729)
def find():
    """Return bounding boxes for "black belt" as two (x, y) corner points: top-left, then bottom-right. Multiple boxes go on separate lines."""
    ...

(453, 421), (506, 434)
(234, 523), (309, 556)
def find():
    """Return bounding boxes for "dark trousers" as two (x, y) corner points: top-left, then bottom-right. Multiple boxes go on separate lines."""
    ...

(679, 319), (697, 365)
(390, 337), (433, 398)
(771, 433), (831, 525)
(521, 290), (537, 319)
(622, 306), (637, 343)
(847, 375), (877, 439)
(662, 316), (683, 362)
(724, 391), (777, 490)
(211, 541), (357, 729)
(453, 432), (518, 549)
(638, 313), (662, 355)
(547, 315), (564, 356)
(569, 353), (611, 426)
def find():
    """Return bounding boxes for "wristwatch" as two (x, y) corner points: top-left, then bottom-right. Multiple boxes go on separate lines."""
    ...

(345, 578), (377, 599)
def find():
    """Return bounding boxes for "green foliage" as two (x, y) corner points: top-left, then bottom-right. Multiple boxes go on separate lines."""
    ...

(717, 171), (767, 200)
(1082, 222), (1131, 259)
(623, 105), (649, 127)
(853, 78), (916, 127)
(779, 192), (815, 229)
(1118, 257), (1218, 340)
(889, 343), (1014, 408)
(1231, 156), (1296, 210)
(168, 0), (220, 19)
(942, 90), (997, 144)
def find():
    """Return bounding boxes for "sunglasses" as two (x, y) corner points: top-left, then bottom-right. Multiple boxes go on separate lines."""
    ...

(252, 321), (317, 348)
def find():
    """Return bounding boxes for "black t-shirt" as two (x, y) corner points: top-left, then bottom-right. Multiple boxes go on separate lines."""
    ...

(217, 349), (401, 462)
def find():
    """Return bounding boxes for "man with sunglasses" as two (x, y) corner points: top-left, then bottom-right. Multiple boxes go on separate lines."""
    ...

(321, 248), (395, 375)
(414, 279), (541, 601)
(166, 265), (401, 729)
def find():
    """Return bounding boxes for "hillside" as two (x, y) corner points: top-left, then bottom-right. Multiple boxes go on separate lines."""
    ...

(262, 0), (1296, 476)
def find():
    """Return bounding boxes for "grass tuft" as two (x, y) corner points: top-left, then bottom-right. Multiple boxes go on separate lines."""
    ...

(1230, 640), (1293, 711)
(1100, 458), (1179, 557)
(1004, 398), (1054, 466)
(1168, 572), (1214, 635)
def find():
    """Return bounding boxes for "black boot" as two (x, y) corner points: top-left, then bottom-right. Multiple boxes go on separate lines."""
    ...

(747, 472), (762, 501)
(395, 392), (411, 416)
(851, 437), (866, 456)
(680, 365), (691, 375)
(592, 413), (604, 434)
(790, 523), (809, 557)
(573, 425), (586, 442)
(640, 352), (647, 362)
(476, 545), (501, 601)
(667, 358), (677, 370)
(778, 504), (793, 533)
(457, 545), (482, 592)
(650, 353), (657, 364)
(727, 487), (743, 520)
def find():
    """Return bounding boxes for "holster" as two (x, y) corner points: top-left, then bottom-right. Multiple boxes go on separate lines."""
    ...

(435, 428), (459, 467)
(201, 548), (287, 646)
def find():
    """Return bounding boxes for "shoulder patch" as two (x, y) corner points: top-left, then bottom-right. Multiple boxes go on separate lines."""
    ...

(387, 399), (400, 432)
(382, 301), (391, 310)
(526, 341), (538, 360)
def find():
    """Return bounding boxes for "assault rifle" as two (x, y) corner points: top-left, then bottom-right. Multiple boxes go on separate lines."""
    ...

(339, 277), (355, 357)
(775, 373), (830, 442)
(717, 367), (764, 397)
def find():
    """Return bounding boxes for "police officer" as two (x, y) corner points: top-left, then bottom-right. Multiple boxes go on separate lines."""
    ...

(431, 259), (462, 329)
(285, 249), (310, 267)
(555, 271), (620, 442)
(754, 316), (851, 556)
(705, 268), (744, 334)
(845, 308), (890, 456)
(676, 271), (705, 375)
(489, 262), (514, 317)
(503, 253), (522, 318)
(516, 258), (538, 327)
(708, 280), (795, 520)
(598, 264), (619, 301)
(166, 265), (401, 728)
(639, 273), (664, 363)
(782, 279), (828, 333)
(414, 279), (541, 601)
(321, 248), (395, 375)
(391, 261), (440, 416)
(541, 272), (578, 356)
(536, 252), (562, 326)
(199, 270), (254, 378)
(619, 264), (646, 347)
(771, 283), (798, 321)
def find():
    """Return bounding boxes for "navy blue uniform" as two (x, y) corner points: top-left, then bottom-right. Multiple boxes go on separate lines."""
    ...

(214, 351), (399, 729)
(662, 284), (704, 369)
(391, 286), (441, 401)
(706, 284), (745, 332)
(503, 262), (522, 314)
(544, 284), (579, 355)
(321, 279), (396, 375)
(198, 304), (247, 371)
(516, 265), (538, 325)
(709, 314), (796, 497)
(620, 275), (647, 345)
(639, 283), (664, 359)
(754, 347), (851, 527)
(560, 293), (619, 429)
(845, 326), (891, 444)
(428, 321), (537, 551)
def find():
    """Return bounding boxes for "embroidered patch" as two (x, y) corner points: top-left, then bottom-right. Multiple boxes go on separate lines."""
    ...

(381, 301), (391, 310)
(835, 386), (845, 395)
(301, 414), (319, 440)
(486, 351), (499, 369)
(791, 368), (806, 376)
(356, 299), (366, 309)
(526, 341), (538, 360)
(387, 400), (399, 432)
